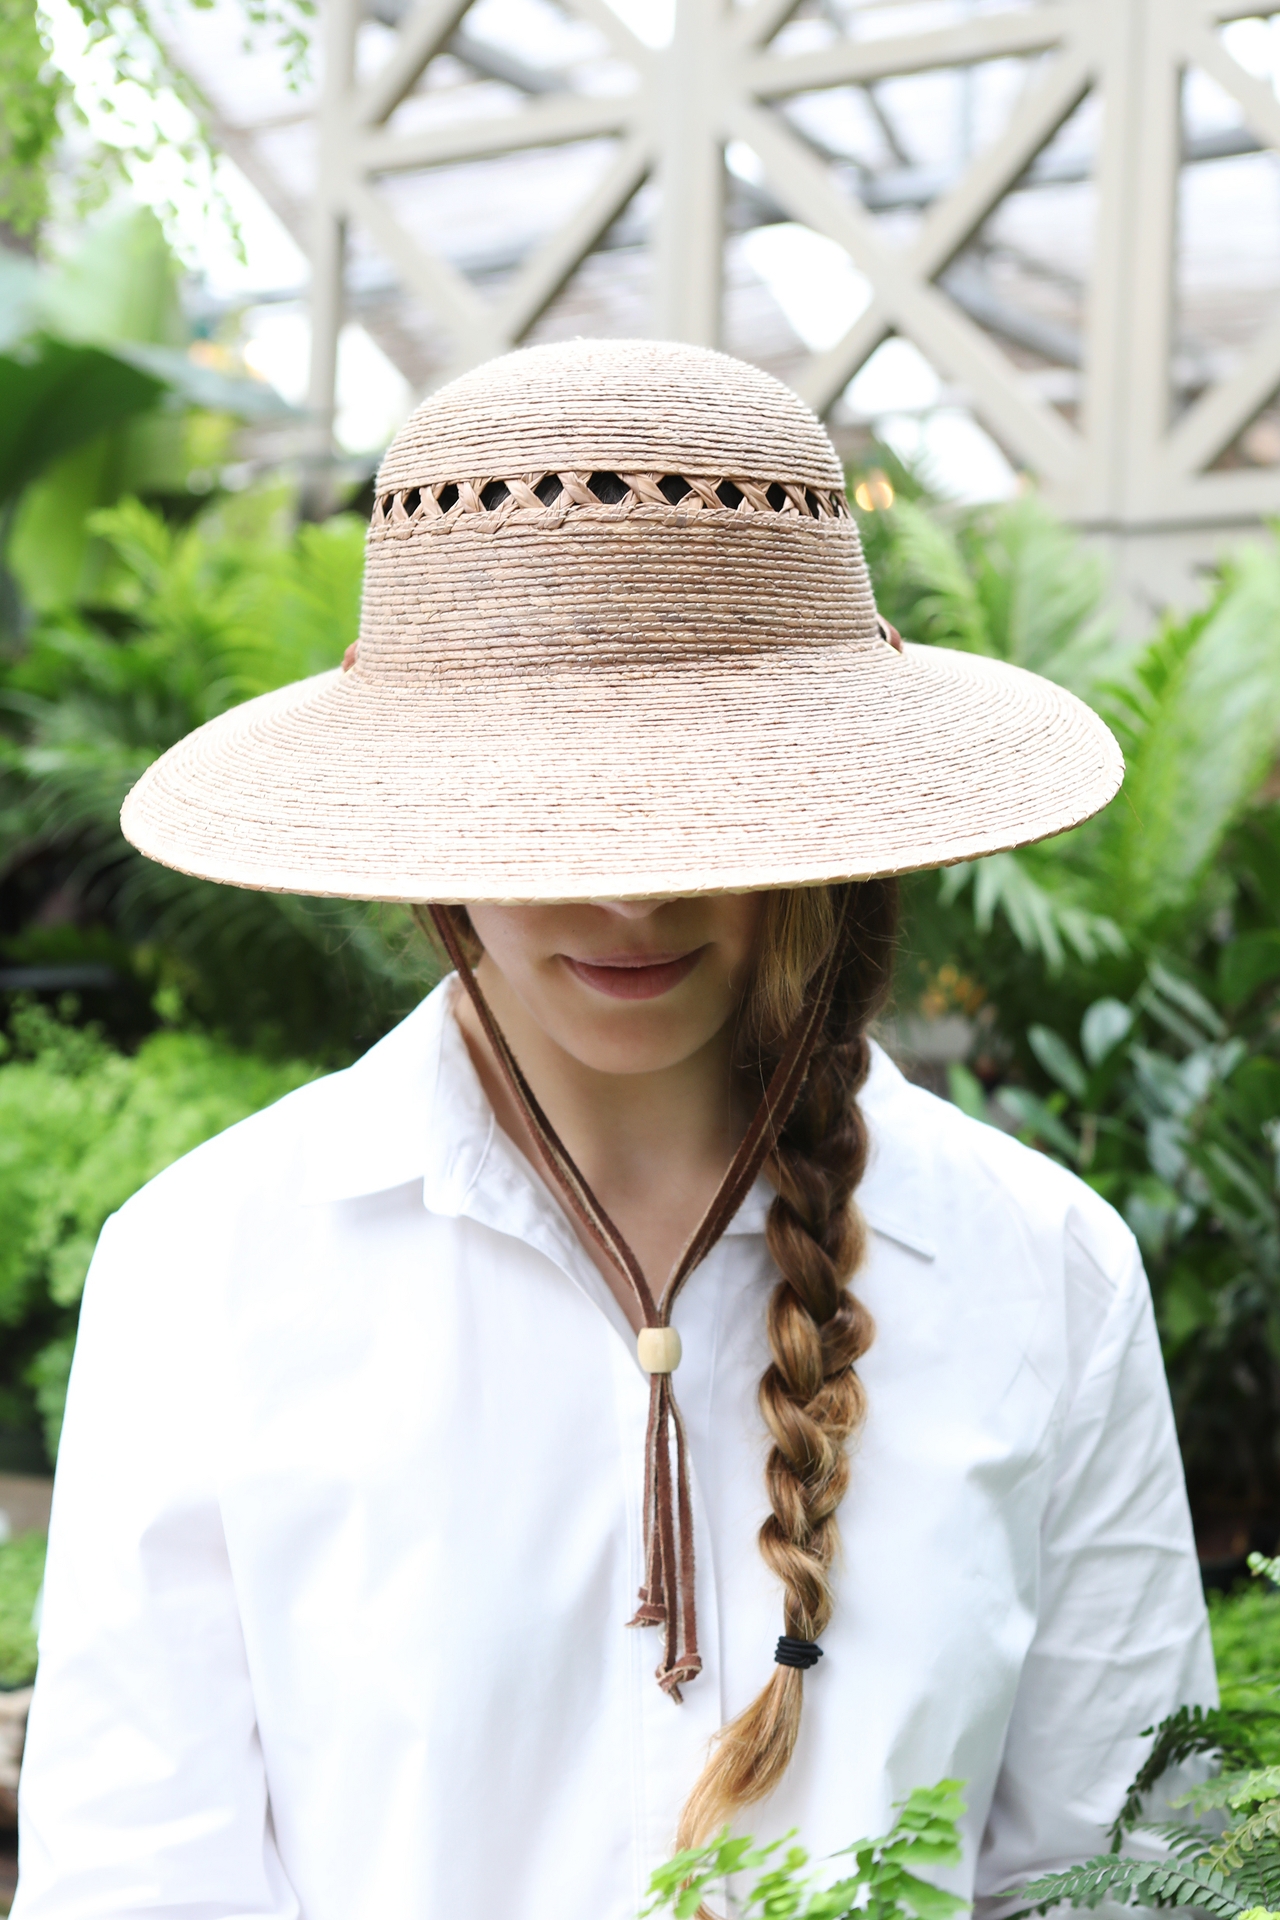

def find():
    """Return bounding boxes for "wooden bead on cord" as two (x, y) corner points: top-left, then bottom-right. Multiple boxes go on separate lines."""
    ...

(637, 1327), (682, 1374)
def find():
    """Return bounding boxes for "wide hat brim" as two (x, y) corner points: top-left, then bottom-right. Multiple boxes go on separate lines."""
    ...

(120, 640), (1122, 903)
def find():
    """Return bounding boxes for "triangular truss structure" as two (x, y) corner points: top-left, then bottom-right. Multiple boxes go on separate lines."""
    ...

(290, 0), (1280, 551)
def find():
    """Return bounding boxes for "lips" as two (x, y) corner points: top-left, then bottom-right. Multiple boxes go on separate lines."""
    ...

(562, 950), (702, 1001)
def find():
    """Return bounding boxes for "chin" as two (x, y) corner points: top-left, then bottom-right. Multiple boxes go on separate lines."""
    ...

(555, 1016), (712, 1078)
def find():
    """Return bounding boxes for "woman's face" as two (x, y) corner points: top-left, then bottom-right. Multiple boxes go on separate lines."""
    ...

(467, 894), (765, 1077)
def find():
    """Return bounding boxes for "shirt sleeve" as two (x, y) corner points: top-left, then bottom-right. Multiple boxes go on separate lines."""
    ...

(13, 1200), (298, 1920)
(973, 1205), (1217, 1911)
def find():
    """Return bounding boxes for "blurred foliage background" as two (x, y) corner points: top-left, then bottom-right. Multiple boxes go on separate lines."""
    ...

(860, 456), (1280, 1560)
(0, 204), (434, 1470)
(0, 185), (1278, 1597)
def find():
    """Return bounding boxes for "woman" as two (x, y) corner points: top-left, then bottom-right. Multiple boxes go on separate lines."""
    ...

(14, 340), (1212, 1920)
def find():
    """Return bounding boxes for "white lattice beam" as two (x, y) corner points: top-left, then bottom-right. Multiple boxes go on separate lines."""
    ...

(355, 0), (472, 126)
(745, 7), (1078, 95)
(906, 43), (1096, 279)
(559, 0), (655, 70)
(279, 0), (1280, 555)
(493, 134), (651, 341)
(654, 0), (724, 341)
(1186, 23), (1280, 154)
(343, 178), (498, 345)
(733, 96), (1080, 479)
(1168, 325), (1280, 479)
(359, 92), (636, 172)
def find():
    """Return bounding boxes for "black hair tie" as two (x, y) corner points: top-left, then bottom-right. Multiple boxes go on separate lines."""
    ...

(775, 1635), (823, 1671)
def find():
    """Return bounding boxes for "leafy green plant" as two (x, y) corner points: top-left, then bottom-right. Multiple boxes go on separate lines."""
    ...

(0, 0), (313, 252)
(640, 1572), (1280, 1920)
(880, 493), (1116, 699)
(868, 494), (1280, 1527)
(643, 1782), (968, 1920)
(1, 493), (434, 1055)
(1014, 1848), (1269, 1918)
(1, 207), (294, 619)
(973, 935), (1280, 1519)
(890, 514), (1280, 1000)
(1014, 1557), (1280, 1919)
(0, 996), (319, 1461)
(0, 1531), (46, 1688)
(1212, 1580), (1280, 1764)
(0, 0), (67, 241)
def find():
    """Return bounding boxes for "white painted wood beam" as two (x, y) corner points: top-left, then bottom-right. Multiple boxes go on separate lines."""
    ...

(906, 43), (1095, 278)
(1166, 322), (1280, 481)
(1185, 24), (1280, 156)
(1150, 466), (1280, 524)
(558, 0), (655, 73)
(290, 0), (1280, 547)
(1113, 0), (1182, 518)
(1202, 0), (1280, 22)
(730, 0), (802, 53)
(791, 44), (1094, 422)
(794, 302), (892, 418)
(306, 0), (360, 498)
(358, 91), (636, 173)
(493, 134), (652, 341)
(734, 96), (1081, 479)
(744, 7), (1077, 97)
(355, 0), (474, 127)
(343, 177), (500, 350)
(653, 0), (725, 345)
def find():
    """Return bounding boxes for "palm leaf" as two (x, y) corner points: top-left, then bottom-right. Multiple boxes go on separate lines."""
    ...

(941, 851), (1126, 971)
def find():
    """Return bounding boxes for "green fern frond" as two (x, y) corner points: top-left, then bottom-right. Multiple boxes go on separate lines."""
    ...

(1222, 1849), (1280, 1913)
(1110, 1706), (1268, 1843)
(963, 493), (1114, 695)
(1213, 1804), (1280, 1872)
(1091, 549), (1280, 927)
(644, 1783), (968, 1920)
(1011, 1851), (1249, 1918)
(1184, 1770), (1280, 1816)
(1136, 1819), (1224, 1860)
(887, 500), (990, 656)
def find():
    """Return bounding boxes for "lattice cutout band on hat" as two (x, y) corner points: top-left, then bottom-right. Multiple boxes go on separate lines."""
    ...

(371, 471), (851, 537)
(120, 338), (1125, 909)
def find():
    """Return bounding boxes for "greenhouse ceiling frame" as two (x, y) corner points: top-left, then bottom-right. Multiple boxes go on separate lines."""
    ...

(304, 0), (1280, 559)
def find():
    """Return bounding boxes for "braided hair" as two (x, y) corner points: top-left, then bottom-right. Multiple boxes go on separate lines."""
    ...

(675, 877), (898, 1851)
(424, 884), (898, 1845)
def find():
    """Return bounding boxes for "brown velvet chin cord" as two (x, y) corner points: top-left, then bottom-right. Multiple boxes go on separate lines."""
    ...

(419, 899), (849, 1702)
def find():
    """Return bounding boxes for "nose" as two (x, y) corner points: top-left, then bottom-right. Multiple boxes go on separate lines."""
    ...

(590, 898), (672, 920)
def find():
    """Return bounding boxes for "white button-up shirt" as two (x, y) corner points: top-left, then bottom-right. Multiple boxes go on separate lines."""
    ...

(15, 980), (1213, 1920)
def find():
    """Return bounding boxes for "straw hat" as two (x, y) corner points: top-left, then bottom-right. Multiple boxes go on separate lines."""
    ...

(121, 338), (1122, 902)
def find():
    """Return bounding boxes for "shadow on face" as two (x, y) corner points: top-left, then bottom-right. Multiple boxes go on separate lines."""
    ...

(467, 895), (765, 1077)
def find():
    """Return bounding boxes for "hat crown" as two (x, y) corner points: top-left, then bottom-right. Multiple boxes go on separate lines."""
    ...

(376, 339), (845, 491)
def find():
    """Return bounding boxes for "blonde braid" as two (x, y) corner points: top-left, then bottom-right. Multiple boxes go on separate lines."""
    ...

(676, 879), (897, 1851)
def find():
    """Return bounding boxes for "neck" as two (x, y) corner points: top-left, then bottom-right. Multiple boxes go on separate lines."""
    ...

(452, 959), (750, 1329)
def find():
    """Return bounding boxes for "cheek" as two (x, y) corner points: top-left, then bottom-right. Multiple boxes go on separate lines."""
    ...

(713, 897), (766, 991)
(466, 906), (557, 985)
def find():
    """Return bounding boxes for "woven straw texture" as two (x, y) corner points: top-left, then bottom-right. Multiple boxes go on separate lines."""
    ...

(376, 339), (846, 490)
(121, 339), (1123, 903)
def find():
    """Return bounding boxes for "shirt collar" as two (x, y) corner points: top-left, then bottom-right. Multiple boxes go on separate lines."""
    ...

(856, 1039), (936, 1259)
(300, 981), (934, 1258)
